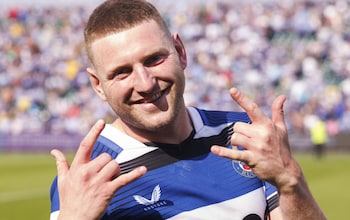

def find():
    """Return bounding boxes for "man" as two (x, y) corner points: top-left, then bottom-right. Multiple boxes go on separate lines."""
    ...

(50, 0), (326, 219)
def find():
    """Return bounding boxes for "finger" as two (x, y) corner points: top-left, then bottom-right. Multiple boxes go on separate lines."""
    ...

(88, 153), (114, 174)
(211, 145), (250, 163)
(229, 88), (266, 123)
(230, 132), (253, 150)
(72, 120), (105, 166)
(51, 149), (69, 177)
(111, 166), (147, 190)
(232, 121), (256, 138)
(271, 95), (287, 130)
(98, 159), (121, 181)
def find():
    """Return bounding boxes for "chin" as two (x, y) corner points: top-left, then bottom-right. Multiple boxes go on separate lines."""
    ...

(140, 111), (177, 131)
(144, 117), (173, 131)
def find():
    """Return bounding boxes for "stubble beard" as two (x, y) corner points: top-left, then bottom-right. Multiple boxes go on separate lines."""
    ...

(114, 87), (185, 133)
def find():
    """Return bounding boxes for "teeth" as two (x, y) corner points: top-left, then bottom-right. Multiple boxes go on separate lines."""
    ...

(145, 92), (161, 103)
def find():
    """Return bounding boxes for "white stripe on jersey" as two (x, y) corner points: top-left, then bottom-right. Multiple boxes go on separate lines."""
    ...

(168, 188), (267, 220)
(100, 124), (157, 163)
(50, 211), (59, 220)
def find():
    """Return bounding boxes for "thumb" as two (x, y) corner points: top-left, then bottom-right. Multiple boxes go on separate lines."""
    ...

(271, 95), (287, 130)
(51, 149), (69, 177)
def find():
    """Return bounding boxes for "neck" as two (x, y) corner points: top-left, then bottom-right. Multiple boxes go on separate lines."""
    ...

(112, 107), (193, 144)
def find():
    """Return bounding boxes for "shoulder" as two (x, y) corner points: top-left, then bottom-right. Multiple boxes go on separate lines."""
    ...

(92, 124), (156, 163)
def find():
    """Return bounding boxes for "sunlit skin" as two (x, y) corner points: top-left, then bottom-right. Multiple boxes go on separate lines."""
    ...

(87, 20), (192, 144)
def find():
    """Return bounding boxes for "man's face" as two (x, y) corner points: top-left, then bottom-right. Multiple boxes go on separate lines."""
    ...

(88, 20), (187, 132)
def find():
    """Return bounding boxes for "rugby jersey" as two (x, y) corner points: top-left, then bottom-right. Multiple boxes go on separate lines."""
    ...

(50, 107), (279, 220)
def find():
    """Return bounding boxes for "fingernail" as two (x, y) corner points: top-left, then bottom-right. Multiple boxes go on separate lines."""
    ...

(230, 87), (240, 96)
(211, 146), (219, 153)
(50, 149), (57, 157)
(138, 166), (147, 174)
(96, 119), (105, 128)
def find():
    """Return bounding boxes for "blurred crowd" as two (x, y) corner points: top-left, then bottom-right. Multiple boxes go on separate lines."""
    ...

(1, 0), (350, 139)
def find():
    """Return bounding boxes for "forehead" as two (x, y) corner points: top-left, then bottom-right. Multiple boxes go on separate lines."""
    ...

(90, 20), (172, 66)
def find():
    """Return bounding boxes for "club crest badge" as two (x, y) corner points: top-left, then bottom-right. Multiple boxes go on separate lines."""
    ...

(232, 160), (256, 178)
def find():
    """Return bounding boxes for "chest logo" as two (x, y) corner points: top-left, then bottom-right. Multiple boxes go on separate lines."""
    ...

(134, 184), (161, 205)
(133, 185), (169, 211)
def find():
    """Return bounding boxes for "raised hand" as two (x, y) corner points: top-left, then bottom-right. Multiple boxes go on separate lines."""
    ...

(211, 88), (326, 219)
(211, 87), (301, 192)
(51, 120), (147, 220)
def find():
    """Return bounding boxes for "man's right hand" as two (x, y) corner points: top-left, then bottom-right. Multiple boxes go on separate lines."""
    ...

(51, 120), (147, 220)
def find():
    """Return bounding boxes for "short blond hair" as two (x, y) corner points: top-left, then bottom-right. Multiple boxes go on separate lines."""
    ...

(84, 0), (170, 65)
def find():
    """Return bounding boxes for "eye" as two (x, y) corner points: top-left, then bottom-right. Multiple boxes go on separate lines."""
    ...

(109, 67), (132, 80)
(144, 54), (167, 67)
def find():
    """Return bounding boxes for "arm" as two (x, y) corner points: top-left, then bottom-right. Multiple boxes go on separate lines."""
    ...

(211, 88), (326, 220)
(51, 120), (147, 220)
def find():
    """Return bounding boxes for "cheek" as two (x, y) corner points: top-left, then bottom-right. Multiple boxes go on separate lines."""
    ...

(174, 67), (186, 91)
(106, 92), (125, 115)
(104, 82), (130, 105)
(163, 60), (185, 83)
(106, 90), (121, 105)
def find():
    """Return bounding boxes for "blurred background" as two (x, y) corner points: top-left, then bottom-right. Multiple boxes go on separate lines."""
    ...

(1, 0), (350, 151)
(0, 0), (349, 219)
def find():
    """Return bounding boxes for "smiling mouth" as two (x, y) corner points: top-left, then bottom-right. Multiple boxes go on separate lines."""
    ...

(144, 92), (162, 103)
(134, 90), (165, 104)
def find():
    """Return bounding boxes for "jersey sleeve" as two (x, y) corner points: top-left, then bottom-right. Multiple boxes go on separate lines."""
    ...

(264, 181), (280, 212)
(49, 176), (59, 219)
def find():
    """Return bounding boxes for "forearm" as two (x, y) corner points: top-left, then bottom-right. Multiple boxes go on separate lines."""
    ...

(55, 205), (107, 220)
(276, 163), (326, 220)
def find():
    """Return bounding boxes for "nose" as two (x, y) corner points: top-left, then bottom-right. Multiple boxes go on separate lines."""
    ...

(133, 65), (156, 93)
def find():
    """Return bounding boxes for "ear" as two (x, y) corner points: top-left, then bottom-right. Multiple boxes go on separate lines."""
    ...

(173, 33), (187, 69)
(87, 67), (107, 101)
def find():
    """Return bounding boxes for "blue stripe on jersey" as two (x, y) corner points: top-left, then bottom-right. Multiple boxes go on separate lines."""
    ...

(91, 135), (123, 159)
(50, 177), (59, 212)
(104, 153), (264, 219)
(195, 108), (251, 126)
